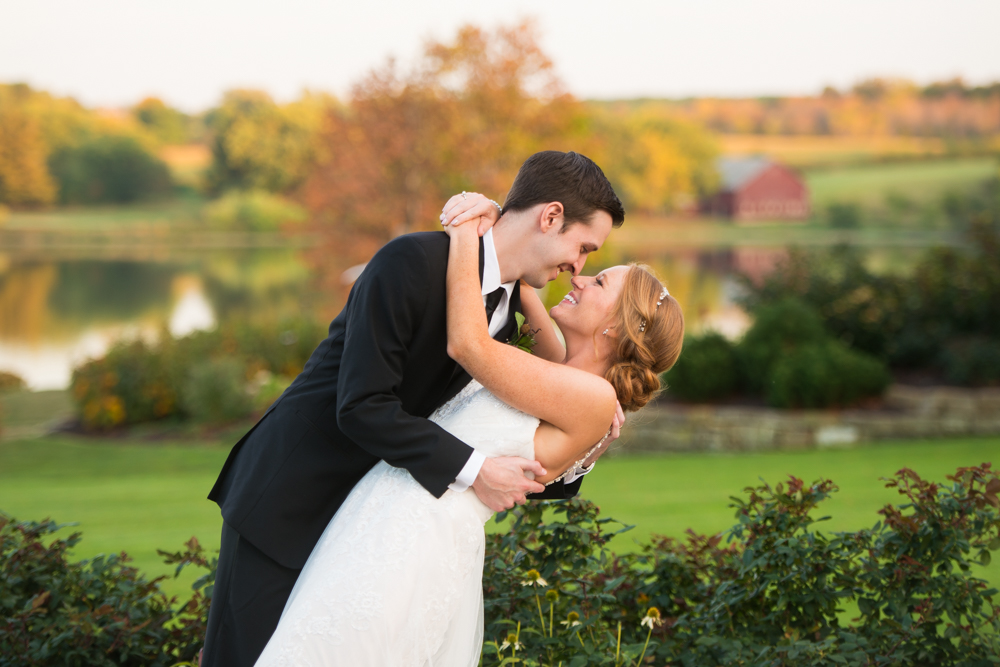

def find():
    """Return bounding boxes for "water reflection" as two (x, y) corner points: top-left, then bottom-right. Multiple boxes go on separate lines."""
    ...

(0, 250), (321, 389)
(0, 241), (784, 390)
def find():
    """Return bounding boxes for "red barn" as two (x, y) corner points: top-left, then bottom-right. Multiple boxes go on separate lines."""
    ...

(702, 157), (810, 221)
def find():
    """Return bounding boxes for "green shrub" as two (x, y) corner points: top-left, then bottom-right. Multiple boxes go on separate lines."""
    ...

(742, 180), (1000, 385)
(942, 336), (1000, 387)
(766, 341), (892, 408)
(827, 201), (861, 228)
(0, 514), (211, 665)
(182, 357), (253, 423)
(202, 189), (307, 231)
(70, 318), (324, 429)
(663, 333), (741, 402)
(737, 298), (829, 393)
(72, 338), (180, 429)
(0, 371), (25, 393)
(48, 134), (172, 204)
(482, 464), (1000, 666)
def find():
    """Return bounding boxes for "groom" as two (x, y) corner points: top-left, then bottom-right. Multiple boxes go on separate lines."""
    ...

(203, 150), (625, 667)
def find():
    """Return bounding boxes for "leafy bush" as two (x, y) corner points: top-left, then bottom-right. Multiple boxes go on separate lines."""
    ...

(182, 357), (253, 423)
(202, 189), (307, 231)
(942, 336), (1000, 387)
(827, 202), (861, 228)
(483, 464), (1000, 666)
(738, 298), (830, 394)
(767, 341), (891, 409)
(71, 318), (324, 429)
(0, 514), (211, 666)
(663, 300), (890, 407)
(742, 180), (1000, 385)
(72, 338), (179, 429)
(0, 371), (25, 392)
(48, 134), (172, 204)
(663, 333), (741, 402)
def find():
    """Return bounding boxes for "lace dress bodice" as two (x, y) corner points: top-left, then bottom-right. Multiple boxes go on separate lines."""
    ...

(429, 379), (539, 462)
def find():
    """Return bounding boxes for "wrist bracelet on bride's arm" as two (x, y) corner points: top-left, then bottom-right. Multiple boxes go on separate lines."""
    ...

(489, 199), (503, 217)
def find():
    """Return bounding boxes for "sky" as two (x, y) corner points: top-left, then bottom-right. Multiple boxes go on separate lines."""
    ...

(1, 0), (998, 112)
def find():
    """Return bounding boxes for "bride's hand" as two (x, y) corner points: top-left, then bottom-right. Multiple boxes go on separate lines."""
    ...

(440, 192), (501, 236)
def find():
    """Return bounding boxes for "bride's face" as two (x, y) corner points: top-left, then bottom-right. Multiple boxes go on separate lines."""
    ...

(549, 265), (629, 336)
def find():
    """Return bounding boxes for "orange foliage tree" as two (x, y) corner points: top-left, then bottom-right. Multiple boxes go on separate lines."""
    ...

(300, 22), (590, 244)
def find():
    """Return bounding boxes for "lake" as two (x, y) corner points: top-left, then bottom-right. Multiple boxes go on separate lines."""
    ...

(0, 221), (949, 391)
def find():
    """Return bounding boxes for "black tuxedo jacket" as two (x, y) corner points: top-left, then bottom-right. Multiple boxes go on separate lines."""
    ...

(209, 232), (581, 569)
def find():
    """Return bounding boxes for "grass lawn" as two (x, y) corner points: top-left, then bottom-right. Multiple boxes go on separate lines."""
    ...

(2, 435), (998, 601)
(805, 157), (998, 209)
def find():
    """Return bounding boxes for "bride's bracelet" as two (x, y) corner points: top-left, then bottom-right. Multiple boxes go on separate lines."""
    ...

(545, 427), (612, 486)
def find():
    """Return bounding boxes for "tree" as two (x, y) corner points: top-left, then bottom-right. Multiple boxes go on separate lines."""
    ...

(0, 104), (56, 205)
(205, 90), (333, 194)
(131, 97), (191, 145)
(593, 109), (719, 214)
(301, 21), (589, 242)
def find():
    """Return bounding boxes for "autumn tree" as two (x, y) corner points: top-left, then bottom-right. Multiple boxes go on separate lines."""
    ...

(205, 90), (334, 194)
(132, 97), (192, 145)
(592, 108), (719, 214)
(0, 104), (56, 206)
(301, 21), (589, 242)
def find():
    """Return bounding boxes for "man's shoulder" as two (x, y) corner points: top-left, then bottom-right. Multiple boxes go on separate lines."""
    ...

(370, 231), (446, 265)
(362, 232), (448, 284)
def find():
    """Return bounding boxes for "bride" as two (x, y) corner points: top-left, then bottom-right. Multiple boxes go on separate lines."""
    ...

(254, 201), (684, 666)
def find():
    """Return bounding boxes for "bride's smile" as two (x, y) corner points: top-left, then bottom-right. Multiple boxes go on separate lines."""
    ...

(550, 266), (629, 339)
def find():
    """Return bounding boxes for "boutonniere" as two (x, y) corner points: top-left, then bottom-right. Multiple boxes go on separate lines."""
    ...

(507, 312), (539, 354)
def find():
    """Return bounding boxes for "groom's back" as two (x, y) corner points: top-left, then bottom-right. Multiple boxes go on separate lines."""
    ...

(209, 232), (469, 570)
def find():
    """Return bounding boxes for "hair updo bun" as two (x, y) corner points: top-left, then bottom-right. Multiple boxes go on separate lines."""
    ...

(603, 264), (684, 412)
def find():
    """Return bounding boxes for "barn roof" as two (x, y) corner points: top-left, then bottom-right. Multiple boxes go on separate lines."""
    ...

(717, 156), (772, 192)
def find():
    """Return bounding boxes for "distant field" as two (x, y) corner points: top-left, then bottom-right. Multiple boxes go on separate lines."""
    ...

(1, 434), (997, 601)
(4, 195), (205, 232)
(805, 157), (998, 209)
(719, 134), (955, 168)
(159, 144), (211, 188)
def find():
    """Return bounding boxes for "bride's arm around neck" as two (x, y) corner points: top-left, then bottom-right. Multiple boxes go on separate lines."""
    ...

(444, 223), (616, 484)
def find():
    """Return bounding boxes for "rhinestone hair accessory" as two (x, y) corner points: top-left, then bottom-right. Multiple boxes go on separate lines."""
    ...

(639, 285), (670, 333)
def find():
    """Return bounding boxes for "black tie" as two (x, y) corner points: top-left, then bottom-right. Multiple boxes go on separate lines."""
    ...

(484, 287), (505, 326)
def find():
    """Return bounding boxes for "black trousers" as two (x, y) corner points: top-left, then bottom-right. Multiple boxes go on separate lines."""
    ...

(202, 522), (301, 667)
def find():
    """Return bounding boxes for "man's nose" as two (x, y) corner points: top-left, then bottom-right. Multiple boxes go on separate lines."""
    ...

(571, 255), (587, 277)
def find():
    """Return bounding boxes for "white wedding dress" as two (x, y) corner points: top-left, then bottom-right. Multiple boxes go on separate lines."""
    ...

(254, 380), (539, 667)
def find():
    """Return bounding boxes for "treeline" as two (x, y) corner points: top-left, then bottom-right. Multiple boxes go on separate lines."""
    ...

(0, 22), (721, 226)
(0, 86), (192, 206)
(596, 78), (1000, 139)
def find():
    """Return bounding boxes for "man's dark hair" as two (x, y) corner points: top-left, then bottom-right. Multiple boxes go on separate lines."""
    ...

(503, 151), (625, 229)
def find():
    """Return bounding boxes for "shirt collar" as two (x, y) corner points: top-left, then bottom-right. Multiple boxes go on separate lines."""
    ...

(481, 228), (515, 297)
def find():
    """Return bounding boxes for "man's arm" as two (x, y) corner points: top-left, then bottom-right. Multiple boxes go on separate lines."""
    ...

(335, 236), (473, 498)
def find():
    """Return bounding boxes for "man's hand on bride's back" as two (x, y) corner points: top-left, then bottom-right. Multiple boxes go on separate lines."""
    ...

(472, 457), (546, 511)
(440, 192), (501, 236)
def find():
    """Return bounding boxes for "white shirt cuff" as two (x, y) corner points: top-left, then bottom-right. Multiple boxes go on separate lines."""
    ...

(561, 461), (596, 485)
(449, 450), (486, 492)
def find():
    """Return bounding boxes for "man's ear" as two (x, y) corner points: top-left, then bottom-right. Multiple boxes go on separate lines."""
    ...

(538, 202), (565, 233)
